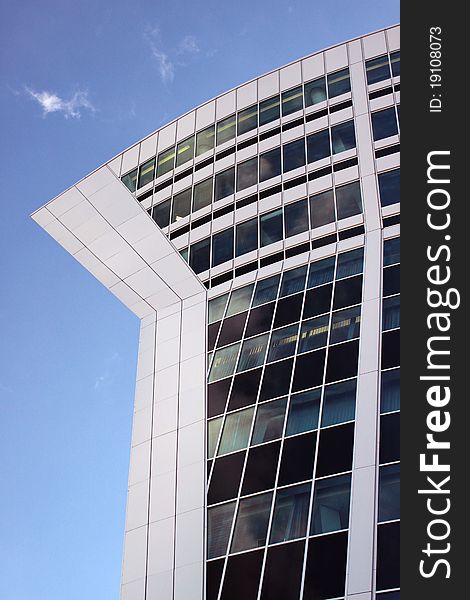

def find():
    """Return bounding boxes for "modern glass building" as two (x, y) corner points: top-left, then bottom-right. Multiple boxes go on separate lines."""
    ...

(32, 25), (400, 600)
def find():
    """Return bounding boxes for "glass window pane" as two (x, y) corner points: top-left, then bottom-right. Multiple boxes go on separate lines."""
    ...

(366, 55), (391, 85)
(378, 464), (400, 522)
(304, 531), (348, 599)
(327, 68), (351, 98)
(237, 104), (258, 135)
(236, 218), (258, 256)
(285, 199), (309, 237)
(215, 167), (235, 201)
(209, 343), (240, 382)
(381, 369), (400, 413)
(307, 129), (330, 163)
(208, 293), (228, 324)
(259, 95), (280, 126)
(209, 452), (245, 504)
(121, 168), (138, 192)
(218, 407), (255, 455)
(260, 209), (283, 246)
(305, 77), (327, 107)
(286, 389), (321, 436)
(237, 157), (258, 192)
(372, 107), (398, 141)
(216, 114), (236, 145)
(299, 315), (329, 353)
(336, 181), (363, 219)
(196, 125), (215, 156)
(383, 237), (400, 266)
(278, 431), (316, 486)
(311, 474), (351, 534)
(208, 417), (223, 459)
(212, 228), (234, 267)
(152, 199), (171, 228)
(337, 248), (364, 279)
(331, 120), (356, 154)
(138, 158), (155, 189)
(283, 138), (306, 172)
(193, 177), (213, 211)
(281, 86), (304, 116)
(378, 169), (400, 207)
(330, 306), (361, 344)
(270, 483), (311, 543)
(383, 296), (400, 331)
(259, 358), (293, 402)
(157, 146), (176, 177)
(180, 247), (188, 262)
(260, 147), (281, 181)
(252, 397), (287, 445)
(307, 257), (335, 288)
(231, 492), (273, 553)
(267, 324), (299, 362)
(227, 284), (254, 316)
(376, 523), (400, 591)
(176, 136), (195, 167)
(309, 189), (335, 228)
(253, 274), (280, 307)
(189, 237), (210, 274)
(208, 502), (236, 559)
(292, 348), (326, 393)
(280, 265), (307, 297)
(171, 188), (192, 223)
(390, 51), (400, 77)
(237, 333), (269, 372)
(322, 380), (357, 427)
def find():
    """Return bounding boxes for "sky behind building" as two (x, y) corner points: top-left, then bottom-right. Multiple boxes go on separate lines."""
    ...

(0, 2), (399, 598)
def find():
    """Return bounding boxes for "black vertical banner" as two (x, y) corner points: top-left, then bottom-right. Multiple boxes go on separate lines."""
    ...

(401, 4), (468, 599)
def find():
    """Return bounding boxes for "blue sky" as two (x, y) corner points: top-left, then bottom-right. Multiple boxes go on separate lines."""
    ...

(0, 1), (399, 598)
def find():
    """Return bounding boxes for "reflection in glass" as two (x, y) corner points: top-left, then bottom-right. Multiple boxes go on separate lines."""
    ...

(138, 158), (155, 188)
(215, 167), (235, 201)
(309, 189), (335, 228)
(299, 315), (329, 353)
(217, 114), (236, 145)
(121, 168), (138, 192)
(285, 198), (309, 238)
(366, 55), (391, 85)
(286, 389), (321, 436)
(307, 129), (330, 163)
(207, 502), (236, 558)
(336, 247), (364, 279)
(381, 369), (400, 414)
(280, 265), (307, 297)
(209, 343), (240, 382)
(227, 284), (254, 316)
(176, 136), (195, 167)
(208, 293), (228, 324)
(236, 218), (258, 256)
(189, 237), (210, 274)
(372, 107), (398, 141)
(330, 306), (361, 344)
(259, 95), (280, 126)
(260, 147), (281, 181)
(231, 492), (273, 552)
(281, 86), (304, 116)
(270, 482), (311, 543)
(252, 397), (287, 445)
(327, 68), (351, 98)
(196, 125), (215, 156)
(283, 138), (306, 172)
(305, 77), (327, 106)
(212, 228), (234, 267)
(237, 334), (269, 372)
(253, 274), (280, 307)
(237, 105), (258, 135)
(391, 51), (400, 76)
(237, 157), (258, 191)
(383, 237), (400, 266)
(193, 177), (213, 212)
(260, 209), (283, 246)
(383, 296), (400, 330)
(171, 188), (192, 222)
(331, 120), (356, 154)
(157, 146), (176, 177)
(378, 169), (400, 207)
(267, 324), (299, 362)
(311, 474), (351, 534)
(336, 181), (363, 219)
(152, 199), (171, 228)
(307, 257), (335, 288)
(322, 379), (357, 426)
(378, 463), (400, 522)
(208, 416), (223, 459)
(218, 407), (255, 455)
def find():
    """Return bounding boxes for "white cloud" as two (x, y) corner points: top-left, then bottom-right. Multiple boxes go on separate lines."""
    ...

(26, 87), (95, 119)
(145, 26), (200, 83)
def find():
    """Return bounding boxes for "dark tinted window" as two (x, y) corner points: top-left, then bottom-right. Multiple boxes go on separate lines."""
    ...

(215, 167), (235, 201)
(380, 412), (400, 463)
(379, 463), (400, 521)
(326, 339), (359, 383)
(337, 247), (364, 279)
(274, 293), (303, 327)
(171, 188), (192, 223)
(382, 330), (400, 369)
(217, 114), (236, 145)
(292, 349), (326, 392)
(259, 358), (293, 401)
(303, 284), (332, 318)
(381, 369), (400, 413)
(366, 54), (391, 85)
(285, 199), (309, 237)
(220, 550), (264, 600)
(383, 237), (400, 266)
(260, 147), (281, 181)
(260, 209), (283, 246)
(307, 129), (330, 163)
(322, 379), (357, 425)
(316, 422), (354, 476)
(231, 492), (272, 552)
(305, 77), (327, 106)
(217, 312), (247, 347)
(242, 441), (281, 495)
(252, 397), (287, 444)
(311, 473), (351, 534)
(253, 275), (280, 306)
(245, 303), (275, 337)
(152, 199), (171, 228)
(278, 431), (316, 485)
(196, 125), (215, 156)
(391, 51), (400, 77)
(328, 68), (351, 97)
(331, 120), (356, 153)
(383, 264), (400, 296)
(336, 180), (363, 219)
(208, 451), (245, 504)
(333, 275), (363, 309)
(208, 378), (231, 418)
(193, 177), (213, 211)
(286, 388), (321, 436)
(236, 218), (258, 256)
(228, 368), (262, 411)
(377, 522), (400, 591)
(270, 484), (311, 543)
(308, 258), (335, 288)
(207, 559), (224, 600)
(372, 107), (398, 140)
(237, 104), (258, 135)
(237, 157), (258, 191)
(260, 541), (305, 600)
(282, 86), (303, 116)
(189, 238), (210, 273)
(212, 228), (234, 267)
(378, 169), (400, 207)
(283, 138), (306, 172)
(259, 96), (280, 126)
(303, 532), (348, 599)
